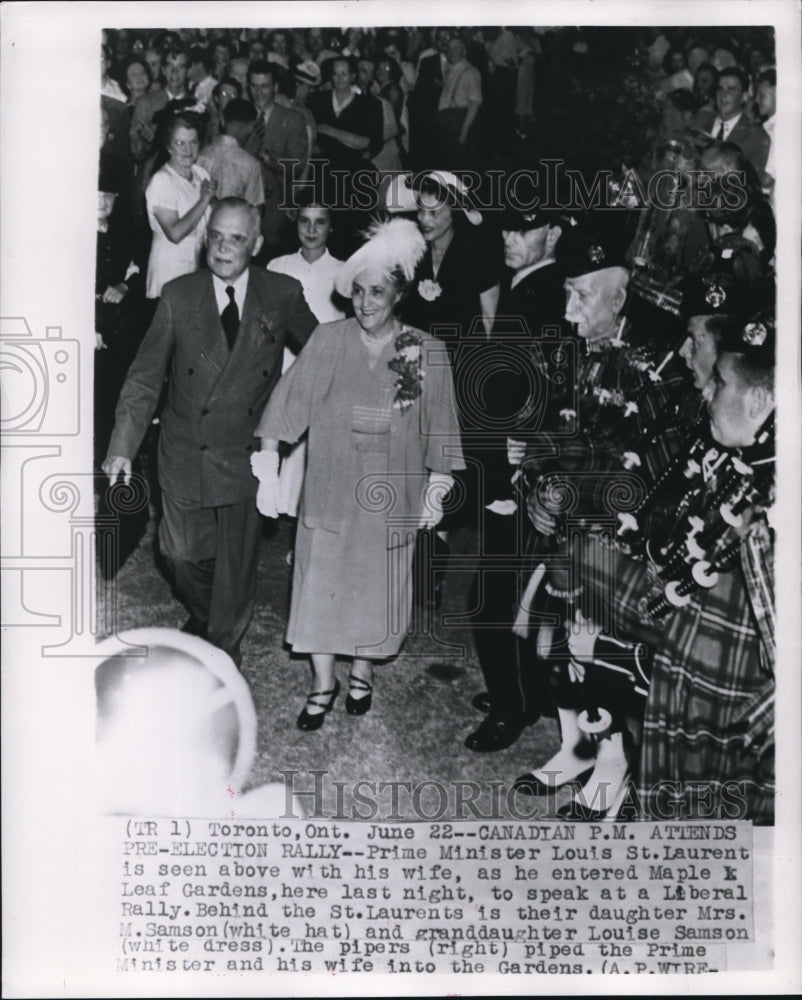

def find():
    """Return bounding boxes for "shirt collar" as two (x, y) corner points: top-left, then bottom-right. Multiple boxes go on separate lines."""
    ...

(297, 248), (331, 265)
(212, 268), (250, 314)
(717, 111), (743, 134)
(510, 258), (555, 289)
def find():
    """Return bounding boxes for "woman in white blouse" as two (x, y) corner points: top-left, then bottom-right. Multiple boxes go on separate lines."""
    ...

(144, 110), (216, 300)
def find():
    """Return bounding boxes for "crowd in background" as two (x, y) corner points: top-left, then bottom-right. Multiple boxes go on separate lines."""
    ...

(97, 23), (779, 823)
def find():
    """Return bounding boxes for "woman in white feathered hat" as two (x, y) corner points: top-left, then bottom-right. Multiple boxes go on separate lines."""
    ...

(252, 218), (465, 730)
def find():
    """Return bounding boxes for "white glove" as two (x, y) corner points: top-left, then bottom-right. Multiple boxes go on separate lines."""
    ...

(507, 437), (526, 465)
(419, 473), (453, 530)
(250, 450), (280, 518)
(565, 609), (601, 664)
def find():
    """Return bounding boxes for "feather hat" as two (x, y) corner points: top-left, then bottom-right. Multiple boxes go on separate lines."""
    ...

(335, 218), (426, 297)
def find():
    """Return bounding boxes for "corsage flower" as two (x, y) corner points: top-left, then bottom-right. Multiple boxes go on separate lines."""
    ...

(418, 279), (442, 302)
(388, 327), (425, 414)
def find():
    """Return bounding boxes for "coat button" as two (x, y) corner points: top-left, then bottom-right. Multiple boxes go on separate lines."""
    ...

(201, 408), (209, 415)
(262, 370), (268, 377)
(248, 407), (254, 415)
(188, 368), (195, 375)
(245, 444), (252, 452)
(200, 444), (208, 451)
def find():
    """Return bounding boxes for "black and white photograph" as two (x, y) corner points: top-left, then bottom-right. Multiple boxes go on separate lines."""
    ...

(2, 1), (800, 995)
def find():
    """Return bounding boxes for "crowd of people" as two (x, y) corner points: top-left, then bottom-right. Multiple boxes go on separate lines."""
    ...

(98, 24), (778, 823)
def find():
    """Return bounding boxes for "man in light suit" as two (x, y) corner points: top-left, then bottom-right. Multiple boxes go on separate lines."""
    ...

(103, 198), (317, 665)
(243, 60), (308, 257)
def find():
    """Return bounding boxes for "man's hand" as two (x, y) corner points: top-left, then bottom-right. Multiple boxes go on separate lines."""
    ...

(526, 491), (558, 535)
(507, 437), (526, 465)
(102, 456), (132, 486)
(250, 450), (280, 518)
(259, 147), (279, 170)
(102, 282), (128, 304)
(137, 123), (155, 143)
(566, 609), (602, 663)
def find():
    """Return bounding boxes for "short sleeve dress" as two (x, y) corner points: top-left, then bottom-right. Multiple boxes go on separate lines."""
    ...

(256, 319), (464, 658)
(145, 162), (211, 299)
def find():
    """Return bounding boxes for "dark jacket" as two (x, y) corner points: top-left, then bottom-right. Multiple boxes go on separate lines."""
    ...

(107, 266), (317, 506)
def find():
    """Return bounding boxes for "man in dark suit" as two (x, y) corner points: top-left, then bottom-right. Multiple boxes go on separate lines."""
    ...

(103, 198), (317, 665)
(464, 204), (570, 752)
(407, 28), (451, 169)
(243, 60), (308, 257)
(694, 65), (769, 178)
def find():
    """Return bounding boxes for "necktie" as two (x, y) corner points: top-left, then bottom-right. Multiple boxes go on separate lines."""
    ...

(221, 285), (239, 351)
(716, 120), (726, 142)
(253, 112), (266, 148)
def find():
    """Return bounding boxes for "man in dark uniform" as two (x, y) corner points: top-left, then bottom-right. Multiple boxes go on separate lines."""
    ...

(464, 205), (571, 752)
(103, 198), (318, 666)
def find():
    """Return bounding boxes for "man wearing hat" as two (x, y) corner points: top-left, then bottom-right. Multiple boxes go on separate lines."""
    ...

(464, 204), (571, 752)
(636, 315), (776, 822)
(275, 61), (321, 166)
(511, 217), (687, 800)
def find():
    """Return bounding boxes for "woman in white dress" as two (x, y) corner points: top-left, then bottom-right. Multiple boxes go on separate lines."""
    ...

(267, 196), (346, 516)
(145, 110), (217, 301)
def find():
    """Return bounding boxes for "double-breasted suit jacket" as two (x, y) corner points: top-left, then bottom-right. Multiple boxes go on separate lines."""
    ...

(108, 266), (317, 507)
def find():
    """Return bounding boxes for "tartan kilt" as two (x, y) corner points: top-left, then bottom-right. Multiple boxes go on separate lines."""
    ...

(575, 532), (666, 647)
(636, 565), (775, 823)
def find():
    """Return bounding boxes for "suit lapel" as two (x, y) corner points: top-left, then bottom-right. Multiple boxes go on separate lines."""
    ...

(211, 269), (276, 392)
(264, 105), (283, 150)
(194, 272), (230, 377)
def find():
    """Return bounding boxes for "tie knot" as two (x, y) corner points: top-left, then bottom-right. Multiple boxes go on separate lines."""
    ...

(226, 285), (236, 304)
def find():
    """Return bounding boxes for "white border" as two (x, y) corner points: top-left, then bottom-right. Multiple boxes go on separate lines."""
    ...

(2, 2), (800, 996)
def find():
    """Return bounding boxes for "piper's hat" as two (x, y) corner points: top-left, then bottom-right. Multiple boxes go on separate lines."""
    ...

(295, 60), (321, 86)
(681, 236), (765, 319)
(556, 215), (629, 277)
(334, 218), (426, 297)
(499, 201), (564, 232)
(717, 308), (776, 368)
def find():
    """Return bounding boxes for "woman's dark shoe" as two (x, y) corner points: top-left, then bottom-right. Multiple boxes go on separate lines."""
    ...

(297, 679), (341, 731)
(472, 691), (492, 713)
(345, 675), (373, 716)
